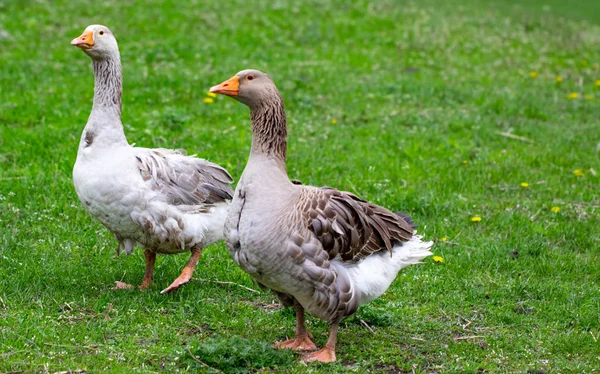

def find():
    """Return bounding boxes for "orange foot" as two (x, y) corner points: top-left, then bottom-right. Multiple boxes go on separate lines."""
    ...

(138, 278), (152, 291)
(160, 271), (193, 294)
(302, 346), (336, 363)
(113, 281), (134, 290)
(273, 335), (317, 351)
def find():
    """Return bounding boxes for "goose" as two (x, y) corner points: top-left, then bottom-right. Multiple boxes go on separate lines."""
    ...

(70, 25), (234, 294)
(209, 70), (433, 363)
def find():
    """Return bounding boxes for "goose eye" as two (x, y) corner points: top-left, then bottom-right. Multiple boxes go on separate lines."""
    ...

(247, 75), (254, 81)
(99, 30), (105, 36)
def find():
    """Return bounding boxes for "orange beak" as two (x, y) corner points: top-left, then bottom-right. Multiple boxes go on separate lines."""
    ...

(209, 75), (239, 96)
(71, 30), (94, 49)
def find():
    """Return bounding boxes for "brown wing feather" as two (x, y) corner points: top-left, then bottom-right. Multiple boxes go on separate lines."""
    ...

(135, 148), (234, 206)
(300, 187), (414, 262)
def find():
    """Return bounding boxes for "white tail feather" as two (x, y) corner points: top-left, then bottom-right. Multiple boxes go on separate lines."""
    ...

(340, 234), (434, 305)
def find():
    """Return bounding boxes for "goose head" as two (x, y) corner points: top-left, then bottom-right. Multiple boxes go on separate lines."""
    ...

(210, 69), (280, 109)
(71, 25), (119, 60)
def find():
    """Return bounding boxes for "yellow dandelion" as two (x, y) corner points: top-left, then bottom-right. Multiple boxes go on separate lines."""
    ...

(567, 92), (579, 99)
(520, 182), (529, 187)
(433, 255), (444, 263)
(585, 94), (594, 100)
(203, 97), (214, 104)
(206, 92), (217, 98)
(555, 76), (563, 83)
(441, 237), (447, 242)
(330, 119), (338, 124)
(529, 71), (538, 78)
(471, 216), (482, 222)
(595, 80), (600, 87)
(573, 169), (585, 177)
(551, 206), (560, 213)
(462, 160), (468, 165)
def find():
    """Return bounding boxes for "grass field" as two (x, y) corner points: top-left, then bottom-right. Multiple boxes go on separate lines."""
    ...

(1, 0), (599, 372)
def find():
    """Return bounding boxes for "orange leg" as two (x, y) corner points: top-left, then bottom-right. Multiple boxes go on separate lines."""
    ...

(274, 300), (317, 351)
(160, 244), (202, 294)
(138, 250), (156, 290)
(303, 321), (338, 363)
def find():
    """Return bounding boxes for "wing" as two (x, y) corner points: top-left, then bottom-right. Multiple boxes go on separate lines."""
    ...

(134, 148), (234, 206)
(299, 186), (414, 262)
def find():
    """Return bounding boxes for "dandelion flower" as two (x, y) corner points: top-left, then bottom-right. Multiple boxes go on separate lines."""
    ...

(471, 216), (482, 222)
(596, 80), (600, 87)
(433, 256), (444, 263)
(203, 97), (214, 104)
(555, 76), (563, 83)
(573, 169), (585, 177)
(551, 206), (560, 213)
(462, 160), (468, 165)
(330, 119), (338, 124)
(585, 94), (594, 100)
(520, 182), (529, 187)
(206, 92), (217, 98)
(567, 92), (579, 99)
(529, 72), (538, 78)
(441, 237), (448, 242)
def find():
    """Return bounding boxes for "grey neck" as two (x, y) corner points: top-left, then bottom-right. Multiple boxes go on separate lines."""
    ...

(249, 95), (288, 170)
(92, 56), (122, 115)
(81, 54), (127, 149)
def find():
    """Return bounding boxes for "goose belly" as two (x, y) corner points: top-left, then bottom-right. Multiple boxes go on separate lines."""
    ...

(235, 242), (312, 297)
(227, 193), (360, 322)
(226, 198), (311, 296)
(234, 212), (288, 281)
(73, 155), (141, 238)
(234, 214), (355, 321)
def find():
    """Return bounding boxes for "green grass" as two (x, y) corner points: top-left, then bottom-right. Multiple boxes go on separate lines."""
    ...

(1, 0), (599, 372)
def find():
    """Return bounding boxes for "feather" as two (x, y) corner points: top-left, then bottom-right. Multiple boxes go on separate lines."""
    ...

(300, 186), (415, 262)
(134, 148), (234, 206)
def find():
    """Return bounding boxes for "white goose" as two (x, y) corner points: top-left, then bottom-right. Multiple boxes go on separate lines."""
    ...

(210, 70), (433, 363)
(71, 25), (233, 294)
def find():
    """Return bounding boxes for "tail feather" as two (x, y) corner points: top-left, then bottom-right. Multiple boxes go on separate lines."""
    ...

(401, 234), (434, 263)
(395, 211), (418, 229)
(342, 234), (434, 306)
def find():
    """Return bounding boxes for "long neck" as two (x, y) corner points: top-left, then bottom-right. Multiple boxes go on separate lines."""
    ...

(249, 95), (288, 171)
(92, 56), (122, 115)
(82, 54), (127, 149)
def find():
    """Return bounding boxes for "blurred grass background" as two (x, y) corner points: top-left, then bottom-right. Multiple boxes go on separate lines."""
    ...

(0, 0), (599, 372)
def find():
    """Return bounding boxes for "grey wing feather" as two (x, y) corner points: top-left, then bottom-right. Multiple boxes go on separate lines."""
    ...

(135, 148), (234, 206)
(300, 186), (414, 262)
